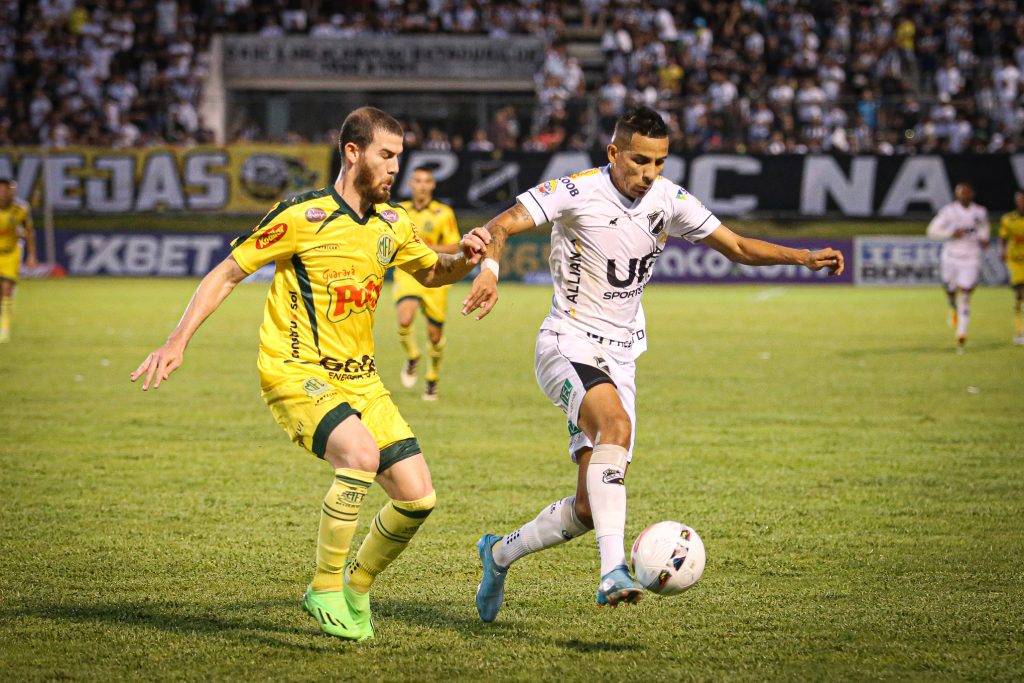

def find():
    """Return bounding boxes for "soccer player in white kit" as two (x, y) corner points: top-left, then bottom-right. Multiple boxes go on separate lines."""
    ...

(459, 107), (845, 619)
(926, 182), (990, 351)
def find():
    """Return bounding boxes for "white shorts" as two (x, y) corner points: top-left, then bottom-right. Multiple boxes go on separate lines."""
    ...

(534, 329), (637, 462)
(941, 256), (979, 291)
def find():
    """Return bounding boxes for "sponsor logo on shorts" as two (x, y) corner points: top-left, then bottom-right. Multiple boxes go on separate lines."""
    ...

(379, 209), (399, 224)
(319, 354), (377, 380)
(559, 379), (573, 409)
(305, 207), (327, 222)
(602, 468), (625, 486)
(327, 275), (383, 322)
(255, 223), (288, 249)
(376, 234), (396, 265)
(567, 420), (582, 436)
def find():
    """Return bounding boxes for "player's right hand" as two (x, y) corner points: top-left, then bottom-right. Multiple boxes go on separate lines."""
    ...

(130, 342), (185, 391)
(462, 270), (498, 320)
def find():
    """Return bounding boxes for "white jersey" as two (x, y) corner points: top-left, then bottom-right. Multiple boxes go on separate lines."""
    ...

(926, 201), (990, 261)
(517, 165), (721, 359)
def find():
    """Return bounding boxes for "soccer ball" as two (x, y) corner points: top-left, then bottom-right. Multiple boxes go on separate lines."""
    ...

(630, 521), (706, 595)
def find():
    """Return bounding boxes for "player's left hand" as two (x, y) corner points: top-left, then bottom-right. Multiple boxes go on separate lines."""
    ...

(462, 270), (498, 320)
(804, 247), (844, 276)
(458, 227), (491, 264)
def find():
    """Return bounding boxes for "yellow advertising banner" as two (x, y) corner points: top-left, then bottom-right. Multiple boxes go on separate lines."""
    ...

(0, 144), (332, 214)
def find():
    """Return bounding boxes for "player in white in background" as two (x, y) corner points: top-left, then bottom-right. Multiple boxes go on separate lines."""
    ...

(460, 107), (844, 620)
(926, 182), (990, 352)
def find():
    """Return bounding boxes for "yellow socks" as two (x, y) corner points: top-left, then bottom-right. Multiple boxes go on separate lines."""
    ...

(345, 491), (436, 592)
(0, 297), (11, 341)
(425, 336), (446, 383)
(311, 468), (375, 592)
(398, 323), (419, 362)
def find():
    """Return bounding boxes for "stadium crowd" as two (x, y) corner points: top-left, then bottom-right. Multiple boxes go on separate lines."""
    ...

(1, 0), (1023, 154)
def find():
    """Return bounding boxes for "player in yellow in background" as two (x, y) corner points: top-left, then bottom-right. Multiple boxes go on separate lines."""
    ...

(131, 107), (491, 641)
(0, 176), (37, 343)
(394, 166), (462, 400)
(999, 190), (1024, 345)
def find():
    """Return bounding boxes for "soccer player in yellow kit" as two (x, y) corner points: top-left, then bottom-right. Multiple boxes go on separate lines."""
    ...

(999, 190), (1024, 345)
(0, 176), (37, 343)
(131, 107), (491, 641)
(394, 166), (462, 400)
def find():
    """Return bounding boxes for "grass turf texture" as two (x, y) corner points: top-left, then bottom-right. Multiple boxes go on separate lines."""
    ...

(1, 280), (1022, 682)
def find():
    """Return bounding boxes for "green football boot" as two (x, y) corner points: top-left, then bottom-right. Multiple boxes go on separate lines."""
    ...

(302, 585), (366, 641)
(343, 581), (375, 641)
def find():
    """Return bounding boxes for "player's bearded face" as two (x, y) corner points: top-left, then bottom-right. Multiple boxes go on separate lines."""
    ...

(610, 134), (669, 199)
(353, 132), (403, 204)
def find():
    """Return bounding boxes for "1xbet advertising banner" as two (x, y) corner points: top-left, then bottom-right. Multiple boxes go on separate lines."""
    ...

(48, 230), (854, 285)
(0, 145), (331, 214)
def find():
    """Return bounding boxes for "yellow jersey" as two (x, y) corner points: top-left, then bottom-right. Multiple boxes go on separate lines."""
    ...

(999, 210), (1024, 264)
(398, 199), (460, 249)
(0, 199), (31, 253)
(230, 186), (438, 386)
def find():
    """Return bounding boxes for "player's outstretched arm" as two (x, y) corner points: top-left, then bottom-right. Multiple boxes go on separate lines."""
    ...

(461, 201), (538, 319)
(702, 225), (844, 275)
(412, 227), (491, 288)
(130, 256), (249, 391)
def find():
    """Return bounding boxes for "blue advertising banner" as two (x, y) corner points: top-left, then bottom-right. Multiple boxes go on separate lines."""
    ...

(853, 237), (1007, 286)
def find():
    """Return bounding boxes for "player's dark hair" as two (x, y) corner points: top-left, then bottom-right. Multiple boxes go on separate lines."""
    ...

(955, 180), (974, 190)
(339, 106), (403, 153)
(613, 106), (669, 145)
(412, 165), (434, 174)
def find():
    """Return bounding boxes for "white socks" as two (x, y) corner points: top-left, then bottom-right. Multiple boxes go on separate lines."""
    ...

(586, 443), (629, 576)
(492, 495), (589, 568)
(955, 290), (971, 338)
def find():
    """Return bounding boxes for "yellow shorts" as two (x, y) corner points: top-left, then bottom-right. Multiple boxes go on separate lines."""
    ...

(259, 359), (420, 470)
(1008, 262), (1024, 287)
(393, 268), (449, 326)
(0, 247), (21, 282)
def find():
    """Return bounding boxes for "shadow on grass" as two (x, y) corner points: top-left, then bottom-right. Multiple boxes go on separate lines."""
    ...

(3, 599), (344, 652)
(374, 598), (649, 653)
(838, 341), (1005, 357)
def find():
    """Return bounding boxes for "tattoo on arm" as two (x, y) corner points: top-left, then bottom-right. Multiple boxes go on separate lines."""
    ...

(484, 202), (532, 260)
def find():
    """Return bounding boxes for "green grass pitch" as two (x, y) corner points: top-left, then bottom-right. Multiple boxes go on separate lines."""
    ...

(1, 279), (1021, 681)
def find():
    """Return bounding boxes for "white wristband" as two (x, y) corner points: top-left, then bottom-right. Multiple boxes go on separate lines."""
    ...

(481, 258), (500, 280)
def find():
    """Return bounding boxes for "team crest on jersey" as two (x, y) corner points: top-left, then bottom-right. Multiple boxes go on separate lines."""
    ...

(255, 223), (288, 249)
(536, 180), (558, 196)
(327, 274), (383, 322)
(379, 209), (399, 223)
(303, 377), (330, 397)
(376, 234), (397, 265)
(305, 207), (326, 222)
(647, 210), (666, 236)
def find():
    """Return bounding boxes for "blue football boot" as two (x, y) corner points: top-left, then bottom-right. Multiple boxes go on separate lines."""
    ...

(596, 564), (644, 607)
(475, 534), (508, 623)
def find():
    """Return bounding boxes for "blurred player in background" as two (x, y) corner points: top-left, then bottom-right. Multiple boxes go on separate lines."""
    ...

(394, 166), (462, 400)
(461, 106), (844, 620)
(131, 107), (490, 641)
(999, 190), (1024, 345)
(927, 182), (990, 352)
(0, 176), (37, 344)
